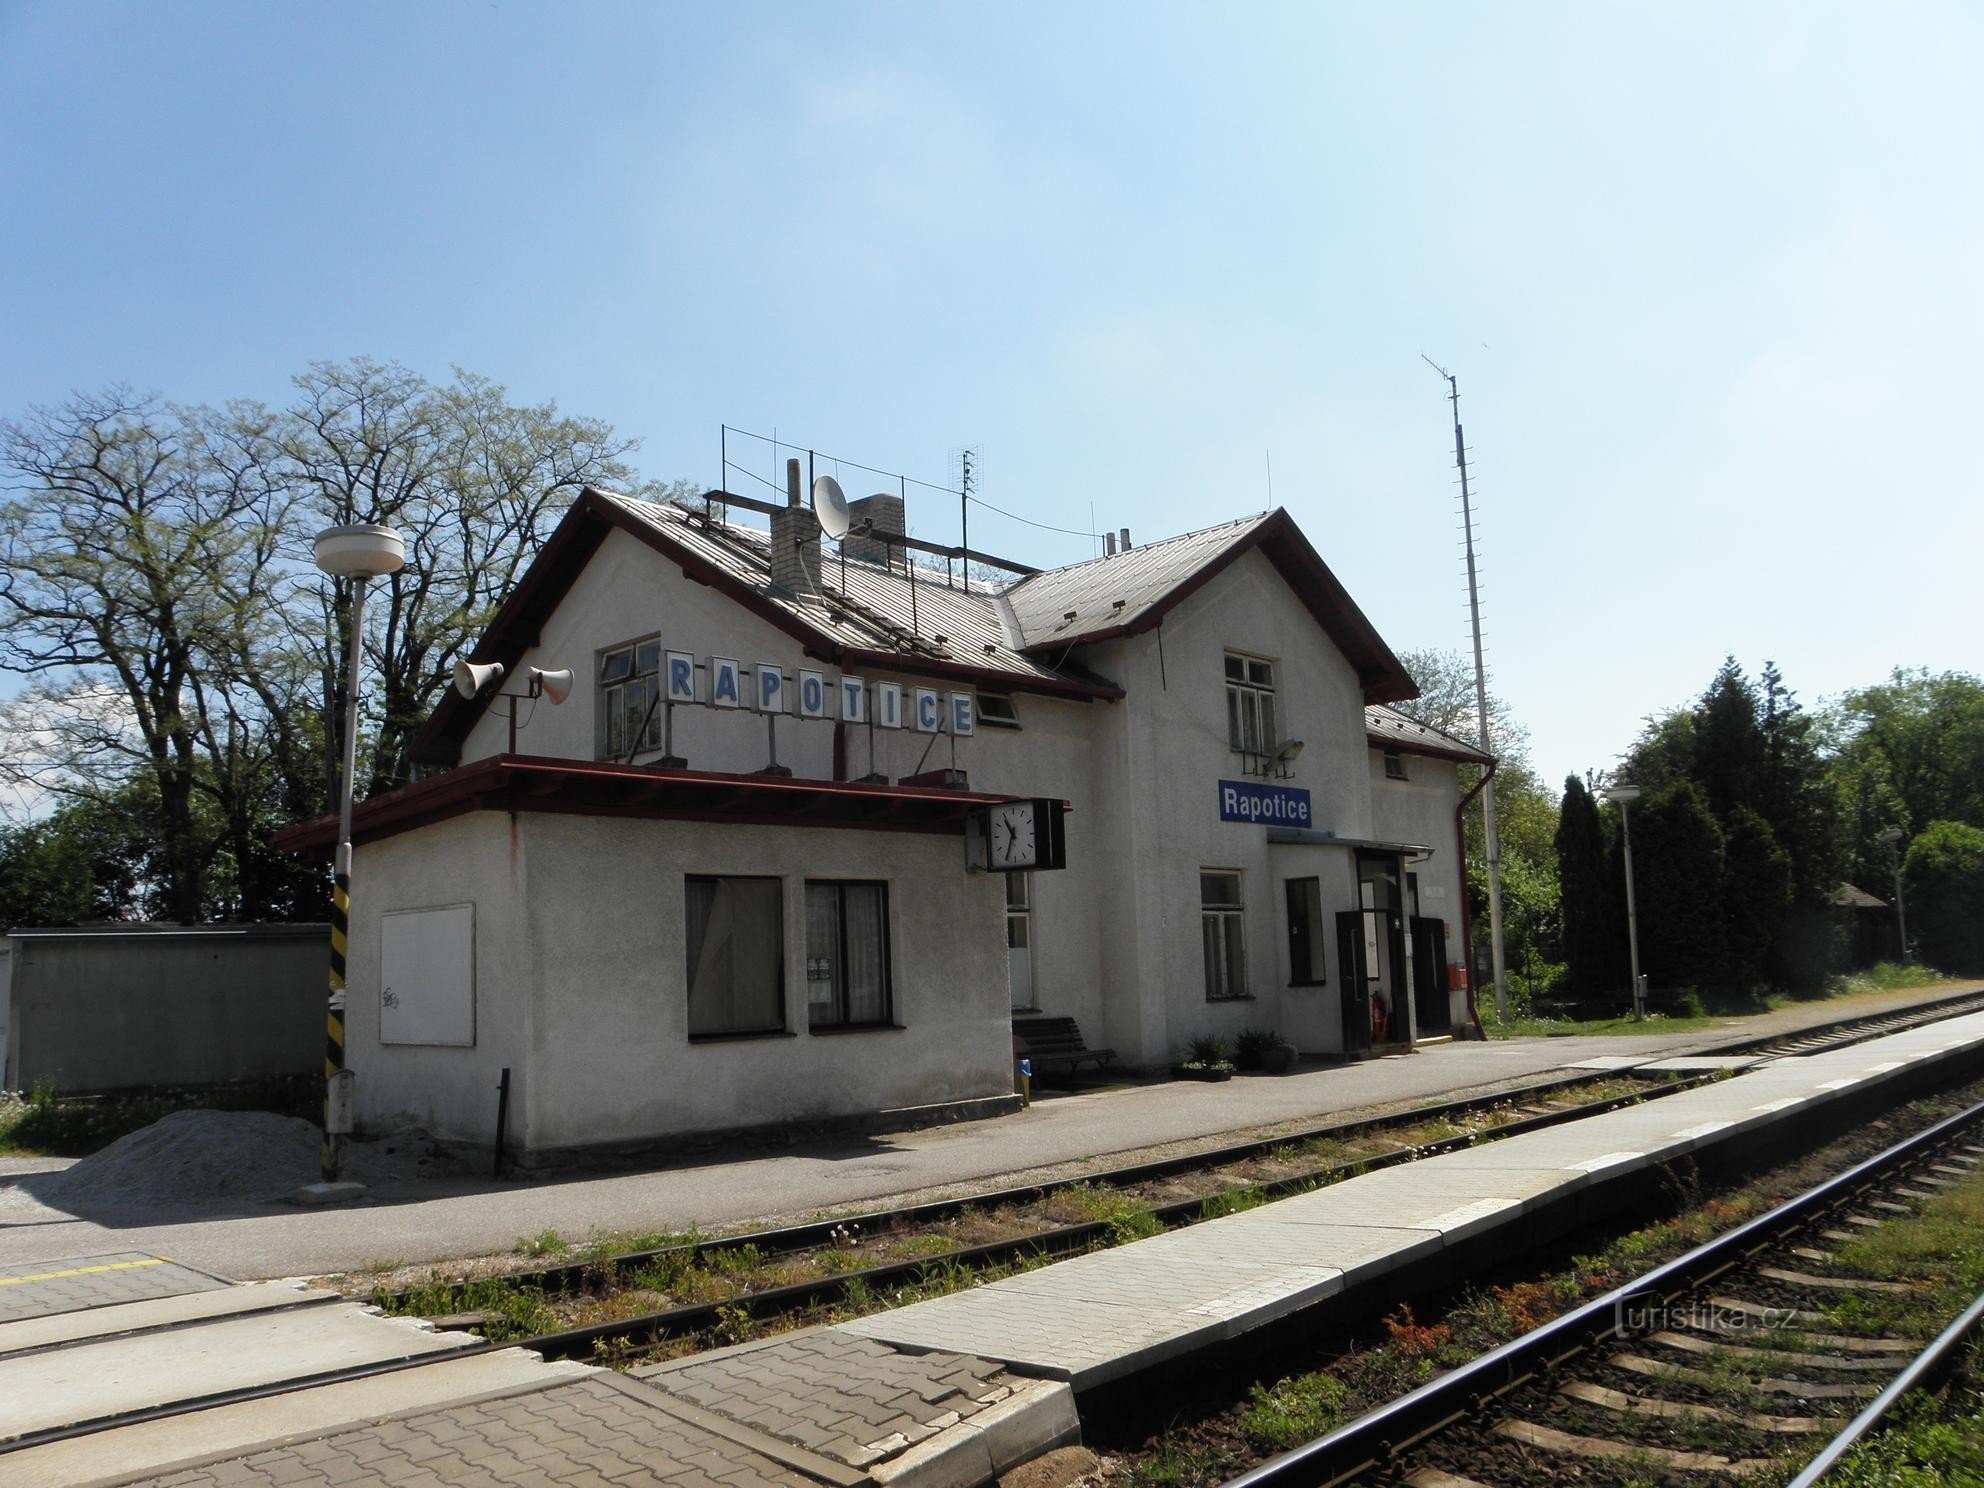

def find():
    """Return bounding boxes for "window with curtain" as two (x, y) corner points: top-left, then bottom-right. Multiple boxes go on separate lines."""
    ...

(684, 876), (785, 1037)
(1202, 869), (1248, 1000)
(806, 881), (893, 1028)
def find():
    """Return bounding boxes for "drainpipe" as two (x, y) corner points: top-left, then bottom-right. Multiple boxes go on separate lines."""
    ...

(1454, 757), (1500, 1039)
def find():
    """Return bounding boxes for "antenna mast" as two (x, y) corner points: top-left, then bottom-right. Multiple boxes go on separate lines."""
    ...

(1423, 354), (1508, 1022)
(958, 446), (979, 594)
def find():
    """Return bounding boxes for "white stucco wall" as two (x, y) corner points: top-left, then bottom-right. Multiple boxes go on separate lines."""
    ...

(344, 807), (1011, 1151)
(434, 529), (1479, 1095)
(1368, 751), (1475, 1033)
(1063, 549), (1379, 1067)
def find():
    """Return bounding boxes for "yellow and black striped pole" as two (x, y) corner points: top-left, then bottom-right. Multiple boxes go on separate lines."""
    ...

(310, 524), (404, 1197)
(321, 567), (372, 1186)
(323, 847), (351, 1183)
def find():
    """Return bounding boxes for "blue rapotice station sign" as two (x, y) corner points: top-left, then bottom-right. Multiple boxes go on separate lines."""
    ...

(1217, 779), (1313, 825)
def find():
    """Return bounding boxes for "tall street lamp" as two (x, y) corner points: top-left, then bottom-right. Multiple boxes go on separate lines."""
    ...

(1879, 827), (1909, 962)
(1602, 784), (1645, 1019)
(301, 523), (405, 1202)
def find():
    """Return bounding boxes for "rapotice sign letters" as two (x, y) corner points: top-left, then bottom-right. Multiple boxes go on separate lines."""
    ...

(1217, 779), (1313, 826)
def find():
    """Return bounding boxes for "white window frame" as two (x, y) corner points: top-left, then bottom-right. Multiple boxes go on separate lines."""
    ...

(976, 691), (1021, 729)
(1201, 869), (1249, 1002)
(1225, 652), (1278, 770)
(598, 637), (662, 760)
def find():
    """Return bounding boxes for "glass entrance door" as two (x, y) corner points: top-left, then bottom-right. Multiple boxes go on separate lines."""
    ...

(1007, 871), (1036, 1012)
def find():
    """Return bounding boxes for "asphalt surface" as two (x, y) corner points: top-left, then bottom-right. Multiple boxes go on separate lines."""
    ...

(1, 982), (1975, 1282)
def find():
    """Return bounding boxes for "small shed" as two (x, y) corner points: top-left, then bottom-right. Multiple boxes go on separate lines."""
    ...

(2, 924), (327, 1094)
(1831, 883), (1898, 968)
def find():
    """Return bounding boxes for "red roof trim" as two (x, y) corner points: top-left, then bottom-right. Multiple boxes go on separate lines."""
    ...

(1016, 510), (1417, 706)
(274, 755), (1020, 854)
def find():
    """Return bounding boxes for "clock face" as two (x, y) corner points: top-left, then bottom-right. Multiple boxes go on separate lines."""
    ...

(988, 802), (1037, 868)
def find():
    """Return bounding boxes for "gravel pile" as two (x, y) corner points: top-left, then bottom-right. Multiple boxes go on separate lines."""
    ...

(36, 1110), (450, 1206)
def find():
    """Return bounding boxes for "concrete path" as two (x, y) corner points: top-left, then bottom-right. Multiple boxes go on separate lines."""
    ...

(843, 1009), (1984, 1390)
(0, 982), (1973, 1283)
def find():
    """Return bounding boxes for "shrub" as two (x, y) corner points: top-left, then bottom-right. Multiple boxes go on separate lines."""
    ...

(1904, 821), (1984, 974)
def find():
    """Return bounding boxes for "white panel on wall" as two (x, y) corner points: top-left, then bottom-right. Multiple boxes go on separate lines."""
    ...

(380, 904), (476, 1046)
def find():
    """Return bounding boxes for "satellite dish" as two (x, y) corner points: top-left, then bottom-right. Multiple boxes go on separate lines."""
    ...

(453, 660), (506, 699)
(812, 474), (851, 541)
(530, 667), (574, 705)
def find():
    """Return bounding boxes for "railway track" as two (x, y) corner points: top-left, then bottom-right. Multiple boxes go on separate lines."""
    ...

(379, 983), (1984, 1336)
(1220, 1096), (1984, 1488)
(7, 997), (1981, 1466)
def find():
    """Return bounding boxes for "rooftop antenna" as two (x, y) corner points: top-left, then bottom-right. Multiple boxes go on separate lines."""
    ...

(1422, 352), (1507, 1023)
(957, 446), (979, 593)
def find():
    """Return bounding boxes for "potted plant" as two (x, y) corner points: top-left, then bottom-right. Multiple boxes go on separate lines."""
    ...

(1258, 1036), (1298, 1075)
(1173, 1034), (1236, 1082)
(1234, 1027), (1276, 1071)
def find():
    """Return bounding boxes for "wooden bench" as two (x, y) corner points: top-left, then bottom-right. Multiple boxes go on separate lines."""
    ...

(1013, 1016), (1117, 1079)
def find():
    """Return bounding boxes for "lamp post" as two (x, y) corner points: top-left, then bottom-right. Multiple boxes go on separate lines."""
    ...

(303, 523), (405, 1201)
(1602, 784), (1645, 1019)
(1880, 827), (1909, 962)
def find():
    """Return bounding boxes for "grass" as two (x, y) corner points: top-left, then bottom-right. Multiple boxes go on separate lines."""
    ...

(1482, 1008), (1722, 1040)
(1482, 959), (1962, 1041)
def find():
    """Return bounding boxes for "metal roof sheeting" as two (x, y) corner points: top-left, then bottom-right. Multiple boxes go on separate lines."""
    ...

(1364, 703), (1496, 764)
(1001, 514), (1275, 647)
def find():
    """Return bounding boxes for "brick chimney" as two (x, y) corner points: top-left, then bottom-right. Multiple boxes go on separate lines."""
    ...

(844, 492), (907, 572)
(770, 457), (822, 599)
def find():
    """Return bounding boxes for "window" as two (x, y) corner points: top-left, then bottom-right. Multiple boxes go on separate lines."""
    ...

(684, 877), (785, 1037)
(598, 639), (662, 760)
(1225, 653), (1278, 760)
(1384, 750), (1409, 781)
(1201, 870), (1248, 1000)
(1284, 877), (1327, 986)
(807, 881), (893, 1028)
(977, 692), (1021, 729)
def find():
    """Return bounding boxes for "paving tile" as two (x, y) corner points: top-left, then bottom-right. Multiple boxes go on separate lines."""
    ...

(0, 1252), (229, 1324)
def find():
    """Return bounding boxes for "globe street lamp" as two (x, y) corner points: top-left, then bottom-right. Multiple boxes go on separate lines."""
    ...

(1879, 827), (1909, 962)
(1602, 783), (1645, 1019)
(302, 523), (405, 1202)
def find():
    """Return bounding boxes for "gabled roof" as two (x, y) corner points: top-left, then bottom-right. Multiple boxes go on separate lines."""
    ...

(412, 489), (1419, 767)
(1003, 509), (1416, 704)
(1365, 704), (1496, 766)
(413, 490), (1124, 766)
(1830, 882), (1887, 910)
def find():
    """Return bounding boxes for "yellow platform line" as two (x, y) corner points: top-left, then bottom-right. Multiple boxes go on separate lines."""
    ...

(0, 1257), (169, 1288)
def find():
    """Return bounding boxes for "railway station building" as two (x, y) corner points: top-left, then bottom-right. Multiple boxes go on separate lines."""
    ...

(277, 481), (1493, 1158)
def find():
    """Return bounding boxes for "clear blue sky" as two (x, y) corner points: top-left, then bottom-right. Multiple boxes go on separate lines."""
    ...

(4, 1), (1978, 790)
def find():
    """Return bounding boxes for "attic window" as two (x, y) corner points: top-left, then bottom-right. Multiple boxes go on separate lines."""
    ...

(1384, 750), (1409, 781)
(977, 692), (1021, 729)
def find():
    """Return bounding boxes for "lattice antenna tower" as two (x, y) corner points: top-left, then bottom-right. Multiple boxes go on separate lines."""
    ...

(1421, 354), (1508, 1020)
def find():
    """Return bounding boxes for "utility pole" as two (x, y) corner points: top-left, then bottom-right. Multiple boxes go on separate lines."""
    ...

(959, 447), (976, 593)
(1424, 356), (1508, 1019)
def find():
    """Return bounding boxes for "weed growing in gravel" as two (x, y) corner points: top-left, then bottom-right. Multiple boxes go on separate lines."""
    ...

(1199, 1185), (1268, 1220)
(1237, 1372), (1352, 1451)
(381, 1276), (557, 1342)
(515, 1227), (568, 1258)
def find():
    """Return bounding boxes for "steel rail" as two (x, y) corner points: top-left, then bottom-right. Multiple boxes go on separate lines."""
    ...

(380, 987), (1984, 1314)
(1784, 1284), (1984, 1488)
(383, 1068), (1693, 1307)
(1219, 1094), (1984, 1488)
(456, 1074), (1714, 1361)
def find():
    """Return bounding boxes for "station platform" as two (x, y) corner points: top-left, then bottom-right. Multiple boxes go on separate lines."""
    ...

(841, 1009), (1984, 1389)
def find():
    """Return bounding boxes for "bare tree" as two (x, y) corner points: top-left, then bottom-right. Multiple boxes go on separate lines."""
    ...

(0, 391), (296, 920)
(273, 360), (674, 794)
